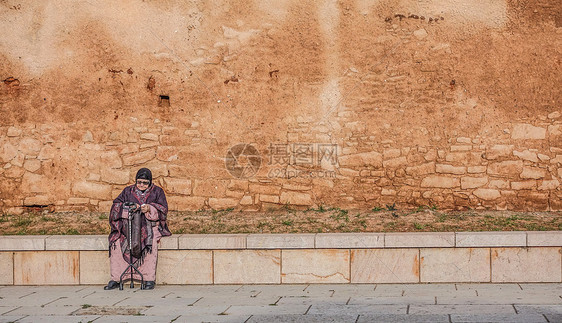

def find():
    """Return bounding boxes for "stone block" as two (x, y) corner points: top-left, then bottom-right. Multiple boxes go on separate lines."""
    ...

(240, 195), (253, 205)
(46, 235), (107, 250)
(456, 232), (526, 247)
(209, 197), (238, 209)
(461, 176), (488, 189)
(487, 160), (523, 176)
(157, 250), (213, 284)
(382, 156), (407, 168)
(385, 233), (455, 248)
(99, 150), (122, 169)
(450, 145), (472, 151)
(193, 179), (228, 197)
(487, 145), (514, 160)
(527, 231), (562, 247)
(315, 233), (384, 248)
(514, 150), (539, 162)
(247, 234), (315, 249)
(489, 179), (509, 189)
(0, 141), (18, 162)
(228, 179), (249, 191)
(259, 194), (279, 203)
(167, 196), (206, 211)
(140, 133), (159, 141)
(249, 183), (281, 195)
(158, 235), (178, 250)
(79, 251), (109, 284)
(163, 177), (192, 195)
(282, 249), (349, 283)
(351, 249), (419, 283)
(436, 164), (466, 174)
(338, 151), (382, 167)
(214, 250), (280, 284)
(122, 149), (156, 166)
(405, 162), (435, 176)
(0, 252), (13, 285)
(467, 166), (487, 173)
(511, 123), (547, 140)
(420, 176), (460, 188)
(420, 248), (490, 282)
(23, 159), (41, 172)
(179, 234), (247, 249)
(18, 137), (42, 156)
(100, 169), (130, 185)
(23, 195), (53, 206)
(520, 167), (546, 179)
(511, 181), (536, 190)
(475, 190), (505, 203)
(72, 181), (113, 200)
(14, 251), (79, 285)
(491, 247), (561, 282)
(549, 125), (562, 136)
(0, 235), (46, 250)
(21, 172), (48, 193)
(279, 191), (313, 205)
(383, 148), (401, 159)
(538, 179), (559, 190)
(156, 146), (179, 162)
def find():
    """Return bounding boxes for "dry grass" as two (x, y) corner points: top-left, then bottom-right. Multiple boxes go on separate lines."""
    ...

(1, 206), (561, 235)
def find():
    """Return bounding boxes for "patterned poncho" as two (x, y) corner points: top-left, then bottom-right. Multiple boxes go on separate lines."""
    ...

(108, 184), (172, 262)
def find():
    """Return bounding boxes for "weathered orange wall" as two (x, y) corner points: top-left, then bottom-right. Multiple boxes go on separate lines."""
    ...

(0, 0), (560, 213)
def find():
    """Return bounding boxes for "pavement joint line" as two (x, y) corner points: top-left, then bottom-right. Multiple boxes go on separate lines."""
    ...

(518, 283), (523, 290)
(354, 314), (360, 323)
(188, 297), (203, 306)
(219, 305), (231, 315)
(1, 306), (21, 315)
(273, 296), (282, 305)
(112, 297), (130, 306)
(18, 292), (35, 299)
(303, 284), (310, 291)
(435, 296), (437, 305)
(329, 290), (335, 297)
(475, 290), (479, 296)
(543, 313), (550, 322)
(75, 287), (88, 293)
(373, 285), (377, 291)
(41, 296), (67, 307)
(346, 297), (351, 305)
(250, 291), (261, 298)
(162, 292), (173, 298)
(244, 315), (253, 323)
(83, 291), (96, 298)
(304, 304), (312, 315)
(406, 304), (410, 314)
(235, 285), (244, 292)
(512, 304), (518, 314)
(448, 314), (452, 323)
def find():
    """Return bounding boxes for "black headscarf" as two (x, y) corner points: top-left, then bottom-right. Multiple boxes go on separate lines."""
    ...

(135, 168), (152, 186)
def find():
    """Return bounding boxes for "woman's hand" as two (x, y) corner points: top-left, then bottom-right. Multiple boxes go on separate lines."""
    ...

(141, 204), (150, 213)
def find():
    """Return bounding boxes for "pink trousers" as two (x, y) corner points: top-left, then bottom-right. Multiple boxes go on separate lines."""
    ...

(110, 205), (162, 282)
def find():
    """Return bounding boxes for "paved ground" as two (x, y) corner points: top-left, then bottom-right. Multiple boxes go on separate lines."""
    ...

(1, 283), (561, 322)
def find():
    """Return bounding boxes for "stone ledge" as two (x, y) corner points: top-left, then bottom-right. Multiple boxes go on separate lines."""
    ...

(0, 232), (560, 251)
(456, 232), (527, 247)
(385, 232), (455, 248)
(247, 234), (315, 249)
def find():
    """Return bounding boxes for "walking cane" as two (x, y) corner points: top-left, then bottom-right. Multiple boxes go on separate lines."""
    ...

(119, 202), (145, 290)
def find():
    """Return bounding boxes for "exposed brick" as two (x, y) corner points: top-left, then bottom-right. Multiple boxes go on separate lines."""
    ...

(249, 183), (281, 195)
(167, 196), (206, 211)
(259, 194), (279, 203)
(163, 177), (192, 195)
(209, 198), (238, 209)
(279, 191), (313, 205)
(538, 179), (559, 190)
(489, 180), (509, 189)
(383, 148), (401, 159)
(486, 145), (513, 160)
(382, 156), (407, 168)
(72, 181), (113, 200)
(467, 166), (486, 174)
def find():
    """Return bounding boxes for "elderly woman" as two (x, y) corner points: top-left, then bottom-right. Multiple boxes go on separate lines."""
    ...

(104, 168), (171, 290)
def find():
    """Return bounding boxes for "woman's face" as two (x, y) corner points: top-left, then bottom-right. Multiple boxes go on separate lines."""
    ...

(136, 179), (150, 191)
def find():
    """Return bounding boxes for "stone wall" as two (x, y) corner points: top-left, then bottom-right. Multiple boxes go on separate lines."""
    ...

(1, 232), (561, 284)
(0, 1), (560, 213)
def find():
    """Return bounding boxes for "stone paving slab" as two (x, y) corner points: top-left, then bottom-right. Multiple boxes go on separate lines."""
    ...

(248, 314), (360, 323)
(193, 295), (283, 307)
(307, 304), (407, 315)
(6, 305), (83, 316)
(356, 314), (450, 322)
(450, 313), (548, 322)
(349, 296), (436, 305)
(0, 316), (26, 323)
(514, 304), (562, 315)
(409, 304), (515, 314)
(223, 304), (310, 316)
(14, 315), (101, 323)
(89, 315), (178, 322)
(275, 296), (350, 306)
(174, 314), (252, 323)
(140, 305), (229, 316)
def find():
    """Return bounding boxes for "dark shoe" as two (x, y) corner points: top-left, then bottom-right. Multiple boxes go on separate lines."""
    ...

(104, 280), (119, 290)
(143, 281), (155, 290)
